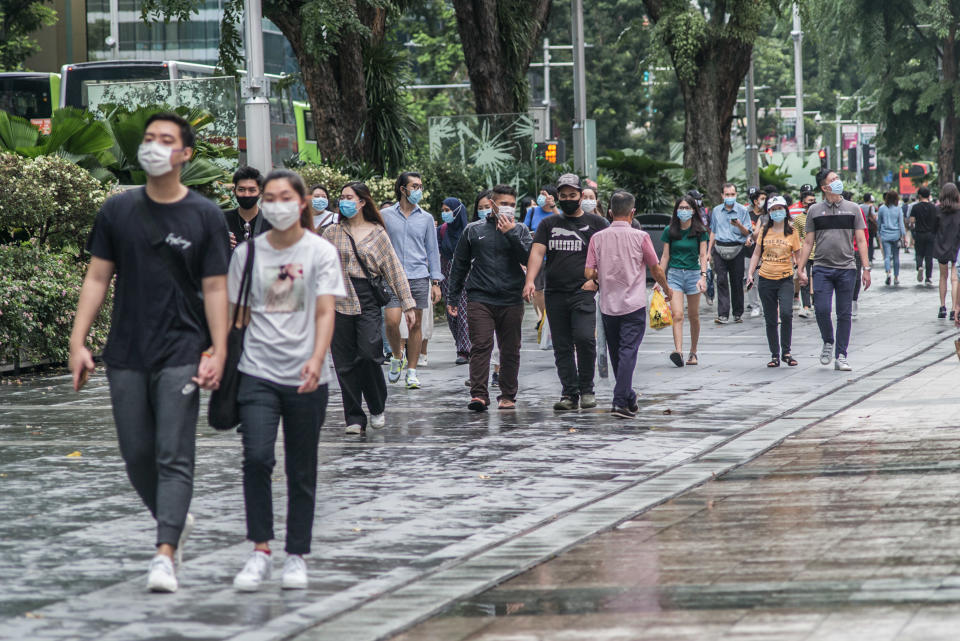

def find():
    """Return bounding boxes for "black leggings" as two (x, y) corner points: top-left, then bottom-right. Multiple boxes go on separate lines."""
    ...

(758, 275), (794, 358)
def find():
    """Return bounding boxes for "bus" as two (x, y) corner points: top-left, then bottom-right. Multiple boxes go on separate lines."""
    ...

(294, 101), (321, 163)
(0, 72), (61, 134)
(899, 161), (935, 196)
(58, 60), (299, 163)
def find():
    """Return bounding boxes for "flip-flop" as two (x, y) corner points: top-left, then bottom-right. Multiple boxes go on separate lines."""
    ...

(686, 353), (698, 366)
(669, 351), (684, 368)
(498, 399), (516, 410)
(467, 398), (488, 412)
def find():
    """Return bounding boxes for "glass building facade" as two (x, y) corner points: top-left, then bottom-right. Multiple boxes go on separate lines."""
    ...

(85, 0), (300, 75)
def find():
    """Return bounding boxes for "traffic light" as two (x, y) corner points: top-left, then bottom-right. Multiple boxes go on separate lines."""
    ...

(865, 144), (877, 170)
(818, 148), (828, 170)
(535, 140), (561, 164)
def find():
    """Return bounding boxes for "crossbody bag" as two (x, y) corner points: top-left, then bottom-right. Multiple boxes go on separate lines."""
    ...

(344, 229), (393, 307)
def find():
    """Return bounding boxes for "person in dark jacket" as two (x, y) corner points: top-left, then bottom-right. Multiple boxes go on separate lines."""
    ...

(447, 185), (533, 411)
(438, 197), (471, 363)
(933, 183), (960, 319)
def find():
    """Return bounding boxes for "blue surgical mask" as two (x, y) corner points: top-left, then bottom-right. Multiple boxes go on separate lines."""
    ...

(339, 199), (359, 218)
(724, 197), (737, 207)
(536, 194), (547, 208)
(769, 209), (787, 222)
(477, 208), (492, 220)
(312, 197), (328, 212)
(829, 179), (844, 195)
(441, 210), (454, 224)
(676, 209), (694, 221)
(407, 188), (423, 205)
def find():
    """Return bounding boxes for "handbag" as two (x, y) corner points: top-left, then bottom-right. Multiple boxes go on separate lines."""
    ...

(208, 239), (256, 431)
(345, 230), (392, 307)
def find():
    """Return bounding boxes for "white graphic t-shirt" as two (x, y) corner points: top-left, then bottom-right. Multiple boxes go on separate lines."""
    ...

(228, 231), (345, 386)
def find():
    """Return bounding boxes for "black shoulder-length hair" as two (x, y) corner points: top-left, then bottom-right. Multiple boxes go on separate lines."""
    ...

(761, 192), (794, 242)
(473, 189), (493, 222)
(668, 196), (707, 240)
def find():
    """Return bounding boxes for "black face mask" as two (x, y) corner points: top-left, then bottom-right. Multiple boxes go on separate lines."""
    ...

(558, 199), (580, 216)
(236, 195), (259, 210)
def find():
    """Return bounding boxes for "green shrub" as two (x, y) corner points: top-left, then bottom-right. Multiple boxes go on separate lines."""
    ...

(0, 246), (111, 365)
(0, 153), (111, 252)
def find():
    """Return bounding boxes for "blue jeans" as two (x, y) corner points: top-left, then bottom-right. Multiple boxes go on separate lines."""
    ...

(601, 307), (646, 408)
(882, 239), (901, 276)
(237, 374), (328, 554)
(812, 266), (857, 357)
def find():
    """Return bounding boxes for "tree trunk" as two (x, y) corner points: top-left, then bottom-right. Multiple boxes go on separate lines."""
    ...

(939, 24), (957, 189)
(674, 40), (753, 203)
(265, 3), (371, 163)
(452, 0), (551, 114)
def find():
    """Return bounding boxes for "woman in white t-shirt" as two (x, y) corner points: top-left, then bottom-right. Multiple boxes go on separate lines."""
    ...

(310, 183), (338, 230)
(228, 169), (345, 592)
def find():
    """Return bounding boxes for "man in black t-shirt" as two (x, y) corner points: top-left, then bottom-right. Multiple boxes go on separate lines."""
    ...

(524, 173), (609, 411)
(225, 165), (271, 250)
(910, 186), (939, 284)
(69, 113), (230, 594)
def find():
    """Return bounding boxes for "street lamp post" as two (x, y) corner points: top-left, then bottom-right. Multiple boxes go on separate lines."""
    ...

(791, 3), (804, 157)
(243, 0), (272, 173)
(745, 55), (759, 188)
(570, 0), (587, 174)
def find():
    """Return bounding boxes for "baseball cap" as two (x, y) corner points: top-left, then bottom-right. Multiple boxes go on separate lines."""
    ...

(767, 195), (787, 209)
(747, 186), (760, 198)
(799, 184), (813, 192)
(556, 173), (583, 192)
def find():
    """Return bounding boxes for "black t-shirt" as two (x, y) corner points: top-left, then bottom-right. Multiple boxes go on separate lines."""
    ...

(533, 213), (609, 292)
(224, 207), (272, 248)
(87, 188), (230, 370)
(910, 201), (940, 235)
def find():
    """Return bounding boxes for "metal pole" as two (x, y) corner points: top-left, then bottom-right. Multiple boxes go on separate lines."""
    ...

(571, 0), (587, 174)
(791, 3), (804, 157)
(836, 99), (842, 174)
(243, 0), (272, 172)
(856, 96), (863, 185)
(543, 38), (551, 136)
(745, 56), (759, 188)
(109, 0), (120, 59)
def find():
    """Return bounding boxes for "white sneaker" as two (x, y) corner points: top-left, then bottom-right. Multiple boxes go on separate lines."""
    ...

(387, 357), (404, 383)
(798, 307), (811, 318)
(345, 424), (363, 434)
(233, 550), (272, 592)
(834, 355), (852, 371)
(820, 342), (834, 365)
(281, 554), (308, 590)
(370, 413), (385, 429)
(750, 307), (761, 318)
(147, 555), (178, 593)
(176, 512), (194, 567)
(405, 369), (421, 390)
(419, 355), (428, 368)
(852, 301), (859, 318)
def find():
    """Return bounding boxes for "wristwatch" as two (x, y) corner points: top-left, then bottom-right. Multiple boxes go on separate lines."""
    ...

(862, 266), (872, 271)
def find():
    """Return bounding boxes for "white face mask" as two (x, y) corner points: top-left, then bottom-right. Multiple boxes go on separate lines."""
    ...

(497, 205), (516, 218)
(581, 199), (598, 213)
(137, 141), (177, 177)
(260, 200), (302, 231)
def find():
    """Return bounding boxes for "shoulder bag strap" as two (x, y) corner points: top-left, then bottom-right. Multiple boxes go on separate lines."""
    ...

(344, 228), (377, 280)
(233, 238), (256, 328)
(136, 187), (207, 329)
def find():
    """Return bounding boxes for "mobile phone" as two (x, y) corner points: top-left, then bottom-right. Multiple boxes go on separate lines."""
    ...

(78, 367), (91, 390)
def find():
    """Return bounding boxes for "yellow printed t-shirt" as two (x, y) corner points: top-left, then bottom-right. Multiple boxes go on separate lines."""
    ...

(758, 228), (802, 280)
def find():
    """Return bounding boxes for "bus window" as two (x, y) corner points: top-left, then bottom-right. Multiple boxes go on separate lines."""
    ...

(60, 62), (171, 109)
(303, 110), (316, 143)
(0, 74), (55, 119)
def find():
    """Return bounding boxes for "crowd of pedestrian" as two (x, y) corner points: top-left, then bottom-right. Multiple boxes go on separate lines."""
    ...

(66, 113), (960, 595)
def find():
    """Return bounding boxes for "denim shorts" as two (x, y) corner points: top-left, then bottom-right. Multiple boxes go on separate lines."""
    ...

(667, 268), (701, 295)
(387, 277), (430, 309)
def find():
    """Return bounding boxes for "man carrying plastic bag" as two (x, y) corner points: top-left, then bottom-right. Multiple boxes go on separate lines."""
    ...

(585, 190), (673, 419)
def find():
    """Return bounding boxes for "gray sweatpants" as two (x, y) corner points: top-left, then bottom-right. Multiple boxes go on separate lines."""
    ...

(106, 363), (199, 547)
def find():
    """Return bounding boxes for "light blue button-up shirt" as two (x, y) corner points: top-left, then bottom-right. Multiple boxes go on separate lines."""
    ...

(381, 203), (443, 281)
(709, 202), (751, 243)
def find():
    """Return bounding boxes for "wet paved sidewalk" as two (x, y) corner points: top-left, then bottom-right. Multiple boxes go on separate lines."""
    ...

(393, 358), (960, 641)
(2, 256), (959, 640)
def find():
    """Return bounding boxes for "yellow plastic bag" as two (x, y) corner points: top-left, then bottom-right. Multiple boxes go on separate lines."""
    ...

(649, 288), (673, 330)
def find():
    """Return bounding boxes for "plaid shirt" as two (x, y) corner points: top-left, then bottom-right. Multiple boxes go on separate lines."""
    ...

(322, 224), (415, 315)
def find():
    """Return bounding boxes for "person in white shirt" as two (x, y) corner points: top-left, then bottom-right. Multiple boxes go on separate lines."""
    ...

(228, 169), (345, 592)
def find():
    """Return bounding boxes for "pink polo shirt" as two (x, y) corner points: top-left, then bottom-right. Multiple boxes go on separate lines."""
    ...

(585, 221), (659, 316)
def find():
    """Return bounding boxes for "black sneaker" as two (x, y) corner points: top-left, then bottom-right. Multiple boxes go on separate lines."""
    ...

(628, 400), (639, 414)
(611, 406), (636, 419)
(553, 397), (578, 411)
(952, 311), (956, 322)
(491, 372), (499, 388)
(939, 306), (947, 319)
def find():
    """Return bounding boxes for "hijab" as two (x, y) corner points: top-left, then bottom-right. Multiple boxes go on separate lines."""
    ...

(438, 197), (468, 260)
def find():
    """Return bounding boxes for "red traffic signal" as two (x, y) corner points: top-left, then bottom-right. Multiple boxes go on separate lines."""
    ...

(818, 148), (828, 169)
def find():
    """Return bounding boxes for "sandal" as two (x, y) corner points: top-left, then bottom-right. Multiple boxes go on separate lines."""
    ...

(686, 353), (698, 366)
(767, 357), (780, 368)
(467, 397), (488, 412)
(783, 354), (798, 366)
(498, 399), (516, 410)
(669, 351), (685, 367)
